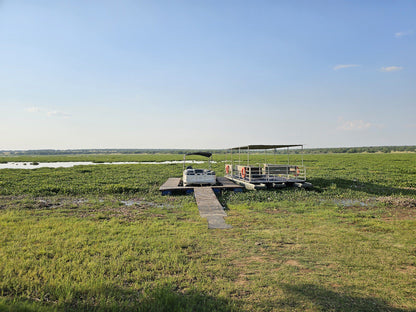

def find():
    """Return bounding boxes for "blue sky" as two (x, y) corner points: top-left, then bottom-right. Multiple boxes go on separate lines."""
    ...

(1, 0), (415, 149)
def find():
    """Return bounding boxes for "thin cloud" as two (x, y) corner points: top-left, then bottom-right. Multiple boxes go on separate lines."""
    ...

(380, 66), (403, 72)
(24, 107), (71, 118)
(333, 64), (360, 71)
(47, 111), (71, 118)
(395, 30), (413, 38)
(25, 107), (42, 113)
(337, 118), (374, 131)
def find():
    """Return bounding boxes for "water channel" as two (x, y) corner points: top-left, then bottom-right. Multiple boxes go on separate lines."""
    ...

(0, 160), (212, 170)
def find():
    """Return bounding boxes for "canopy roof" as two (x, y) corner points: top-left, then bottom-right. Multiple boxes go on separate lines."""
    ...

(229, 144), (303, 151)
(185, 152), (212, 158)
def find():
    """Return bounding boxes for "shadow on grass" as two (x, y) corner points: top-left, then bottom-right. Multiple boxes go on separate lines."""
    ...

(309, 177), (416, 197)
(1, 285), (240, 312)
(217, 194), (230, 211)
(278, 283), (415, 312)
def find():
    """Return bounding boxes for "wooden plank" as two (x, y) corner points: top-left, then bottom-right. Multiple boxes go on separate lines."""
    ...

(194, 187), (232, 229)
(225, 176), (266, 190)
(160, 177), (243, 193)
(159, 178), (181, 190)
(207, 216), (232, 230)
(194, 187), (225, 216)
(216, 176), (239, 187)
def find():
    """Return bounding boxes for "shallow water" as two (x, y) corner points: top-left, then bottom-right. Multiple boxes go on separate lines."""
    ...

(0, 160), (209, 170)
(120, 199), (163, 207)
(332, 199), (377, 207)
(336, 199), (369, 207)
(318, 198), (377, 207)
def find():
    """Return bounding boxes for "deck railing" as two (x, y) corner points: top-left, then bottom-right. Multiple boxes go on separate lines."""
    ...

(225, 163), (306, 182)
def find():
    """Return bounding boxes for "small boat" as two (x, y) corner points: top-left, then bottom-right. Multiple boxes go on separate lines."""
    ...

(182, 152), (216, 186)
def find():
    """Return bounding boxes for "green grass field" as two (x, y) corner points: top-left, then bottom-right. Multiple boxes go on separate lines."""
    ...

(0, 153), (415, 311)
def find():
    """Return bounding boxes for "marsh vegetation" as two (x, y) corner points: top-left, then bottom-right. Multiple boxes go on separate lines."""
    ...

(0, 153), (415, 311)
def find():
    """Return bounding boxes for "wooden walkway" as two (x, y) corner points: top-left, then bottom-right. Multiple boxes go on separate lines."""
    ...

(159, 177), (243, 195)
(194, 187), (232, 229)
(159, 178), (182, 192)
(159, 177), (240, 229)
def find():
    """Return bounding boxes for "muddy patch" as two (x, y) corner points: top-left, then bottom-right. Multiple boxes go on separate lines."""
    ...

(0, 196), (173, 222)
(120, 199), (169, 209)
(265, 208), (291, 215)
(376, 197), (416, 220)
(327, 198), (378, 208)
(397, 265), (416, 274)
(285, 259), (313, 273)
(376, 196), (416, 209)
(285, 260), (301, 267)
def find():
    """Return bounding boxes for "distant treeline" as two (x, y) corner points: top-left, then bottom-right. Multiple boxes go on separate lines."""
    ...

(286, 145), (416, 154)
(0, 146), (415, 156)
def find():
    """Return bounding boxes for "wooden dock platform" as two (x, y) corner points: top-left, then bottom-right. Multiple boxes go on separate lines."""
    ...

(194, 187), (232, 229)
(159, 177), (239, 229)
(159, 177), (243, 195)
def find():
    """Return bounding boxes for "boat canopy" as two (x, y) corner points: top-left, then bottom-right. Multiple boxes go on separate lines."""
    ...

(229, 144), (303, 151)
(185, 152), (212, 158)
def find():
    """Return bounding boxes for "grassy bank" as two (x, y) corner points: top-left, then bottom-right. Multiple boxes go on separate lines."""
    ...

(0, 153), (415, 311)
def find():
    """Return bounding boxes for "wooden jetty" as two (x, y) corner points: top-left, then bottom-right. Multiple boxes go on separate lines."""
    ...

(159, 177), (243, 195)
(159, 177), (240, 229)
(194, 187), (232, 229)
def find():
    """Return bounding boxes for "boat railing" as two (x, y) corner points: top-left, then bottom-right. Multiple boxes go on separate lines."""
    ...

(225, 163), (306, 182)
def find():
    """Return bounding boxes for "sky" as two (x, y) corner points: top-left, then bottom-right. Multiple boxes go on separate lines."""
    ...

(0, 0), (415, 150)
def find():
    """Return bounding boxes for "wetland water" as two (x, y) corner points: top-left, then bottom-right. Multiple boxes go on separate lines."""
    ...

(0, 160), (210, 170)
